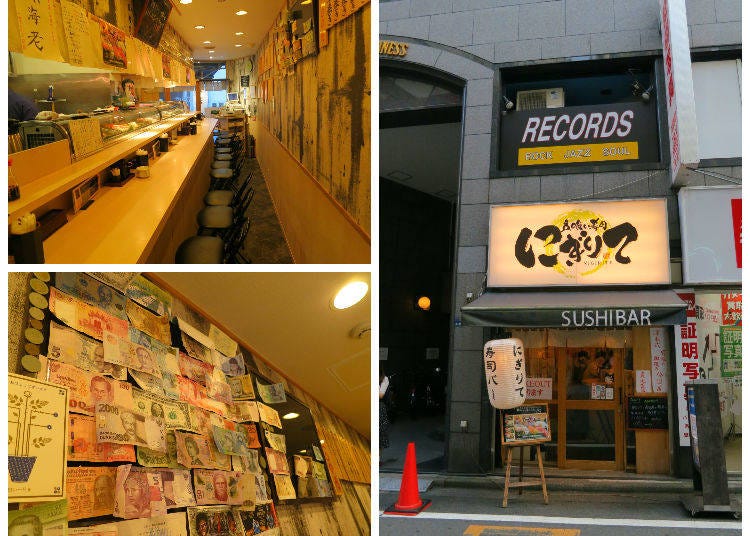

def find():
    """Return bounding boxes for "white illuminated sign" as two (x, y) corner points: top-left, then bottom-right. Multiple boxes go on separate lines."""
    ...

(488, 199), (671, 287)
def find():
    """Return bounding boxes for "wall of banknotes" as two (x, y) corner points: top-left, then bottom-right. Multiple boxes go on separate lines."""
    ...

(8, 272), (364, 536)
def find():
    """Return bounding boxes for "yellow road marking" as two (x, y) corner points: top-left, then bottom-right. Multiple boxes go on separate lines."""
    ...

(464, 526), (581, 536)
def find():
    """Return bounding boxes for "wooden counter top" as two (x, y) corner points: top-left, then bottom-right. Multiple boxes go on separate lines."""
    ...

(41, 118), (217, 263)
(9, 114), (198, 222)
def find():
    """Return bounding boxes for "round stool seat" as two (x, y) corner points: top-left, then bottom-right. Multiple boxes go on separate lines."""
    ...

(175, 236), (224, 263)
(198, 206), (234, 229)
(215, 153), (232, 161)
(215, 147), (233, 153)
(212, 161), (232, 169)
(211, 168), (234, 179)
(204, 190), (234, 206)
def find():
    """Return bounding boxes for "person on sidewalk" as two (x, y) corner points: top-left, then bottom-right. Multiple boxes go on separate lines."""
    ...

(379, 368), (391, 462)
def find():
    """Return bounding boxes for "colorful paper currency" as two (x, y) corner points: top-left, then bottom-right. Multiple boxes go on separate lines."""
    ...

(208, 324), (239, 358)
(256, 382), (286, 405)
(177, 317), (215, 349)
(206, 370), (232, 404)
(113, 465), (167, 519)
(175, 431), (213, 469)
(129, 369), (166, 397)
(312, 444), (324, 462)
(272, 473), (296, 500)
(231, 449), (261, 474)
(69, 414), (136, 462)
(264, 448), (289, 475)
(179, 352), (214, 384)
(177, 376), (228, 417)
(48, 320), (126, 380)
(311, 460), (327, 481)
(241, 423), (261, 449)
(158, 468), (196, 509)
(81, 510), (186, 536)
(128, 328), (180, 375)
(9, 498), (68, 536)
(68, 526), (118, 536)
(254, 473), (271, 504)
(126, 300), (171, 345)
(236, 503), (278, 535)
(87, 272), (139, 293)
(126, 275), (173, 317)
(50, 286), (129, 341)
(212, 425), (251, 457)
(181, 331), (212, 363)
(132, 388), (194, 431)
(103, 331), (160, 377)
(55, 272), (127, 320)
(192, 470), (252, 506)
(228, 401), (259, 423)
(136, 430), (184, 469)
(66, 466), (117, 520)
(264, 430), (286, 453)
(95, 402), (166, 451)
(187, 506), (243, 536)
(227, 375), (255, 400)
(293, 455), (310, 477)
(48, 360), (133, 415)
(217, 352), (245, 377)
(256, 402), (282, 429)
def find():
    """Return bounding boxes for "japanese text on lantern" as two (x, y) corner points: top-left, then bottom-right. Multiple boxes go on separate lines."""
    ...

(485, 346), (496, 402)
(513, 344), (525, 398)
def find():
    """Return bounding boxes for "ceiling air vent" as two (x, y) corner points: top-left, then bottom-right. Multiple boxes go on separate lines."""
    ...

(516, 88), (565, 111)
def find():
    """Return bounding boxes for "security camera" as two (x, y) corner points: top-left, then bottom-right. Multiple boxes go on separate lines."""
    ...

(641, 85), (653, 103)
(503, 96), (514, 110)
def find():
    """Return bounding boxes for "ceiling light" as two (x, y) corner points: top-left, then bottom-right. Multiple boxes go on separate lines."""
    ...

(208, 50), (214, 53)
(235, 44), (242, 47)
(416, 296), (431, 311)
(194, 25), (205, 29)
(235, 32), (244, 36)
(235, 10), (247, 15)
(333, 281), (368, 310)
(179, 0), (191, 4)
(299, 449), (307, 454)
(282, 412), (299, 420)
(203, 40), (211, 44)
(320, 440), (325, 444)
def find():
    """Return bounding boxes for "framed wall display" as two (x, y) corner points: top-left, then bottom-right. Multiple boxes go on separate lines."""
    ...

(133, 0), (172, 49)
(9, 374), (69, 502)
(500, 403), (551, 445)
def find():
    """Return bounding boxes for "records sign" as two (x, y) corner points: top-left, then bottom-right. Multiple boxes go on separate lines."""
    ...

(488, 199), (670, 287)
(499, 102), (659, 170)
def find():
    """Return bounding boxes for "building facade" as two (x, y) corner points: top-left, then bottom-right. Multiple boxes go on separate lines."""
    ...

(380, 0), (741, 476)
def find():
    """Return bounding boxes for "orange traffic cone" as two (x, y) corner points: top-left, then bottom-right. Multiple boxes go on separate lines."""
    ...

(383, 442), (432, 516)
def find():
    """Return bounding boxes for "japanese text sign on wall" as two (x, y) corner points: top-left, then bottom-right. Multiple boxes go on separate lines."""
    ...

(674, 289), (696, 446)
(488, 199), (670, 287)
(650, 327), (668, 393)
(15, 0), (64, 61)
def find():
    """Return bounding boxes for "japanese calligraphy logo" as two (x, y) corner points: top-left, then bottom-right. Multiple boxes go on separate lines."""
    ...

(514, 208), (638, 280)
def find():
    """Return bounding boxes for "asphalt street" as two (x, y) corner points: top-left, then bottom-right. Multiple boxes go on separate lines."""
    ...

(378, 486), (742, 535)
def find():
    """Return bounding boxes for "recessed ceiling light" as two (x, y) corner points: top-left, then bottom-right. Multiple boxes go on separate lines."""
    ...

(235, 32), (244, 36)
(235, 10), (247, 15)
(179, 0), (191, 4)
(235, 44), (242, 47)
(282, 412), (299, 420)
(203, 41), (211, 44)
(333, 281), (368, 309)
(209, 56), (213, 59)
(194, 25), (205, 29)
(208, 50), (215, 53)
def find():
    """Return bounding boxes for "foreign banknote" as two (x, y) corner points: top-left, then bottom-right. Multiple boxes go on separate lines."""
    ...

(158, 469), (196, 509)
(217, 351), (245, 377)
(181, 331), (212, 363)
(126, 275), (173, 317)
(95, 402), (166, 451)
(48, 321), (126, 380)
(227, 375), (255, 400)
(256, 402), (282, 429)
(47, 360), (133, 416)
(231, 449), (261, 474)
(178, 352), (214, 384)
(132, 388), (195, 431)
(126, 300), (171, 345)
(50, 286), (129, 341)
(55, 272), (127, 320)
(68, 414), (136, 463)
(66, 466), (117, 520)
(187, 506), (243, 536)
(113, 465), (167, 519)
(192, 470), (252, 506)
(272, 474), (296, 501)
(208, 324), (239, 359)
(264, 430), (286, 453)
(227, 401), (258, 423)
(293, 455), (310, 477)
(103, 331), (160, 377)
(264, 448), (289, 475)
(236, 503), (278, 535)
(10, 498), (68, 536)
(174, 431), (213, 469)
(206, 371), (232, 404)
(256, 382), (286, 405)
(212, 426), (250, 457)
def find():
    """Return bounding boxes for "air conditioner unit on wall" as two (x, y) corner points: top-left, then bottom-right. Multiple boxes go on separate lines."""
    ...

(515, 88), (565, 111)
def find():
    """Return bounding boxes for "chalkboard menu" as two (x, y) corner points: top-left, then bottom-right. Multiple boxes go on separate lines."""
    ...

(627, 396), (668, 430)
(134, 0), (172, 49)
(501, 404), (551, 445)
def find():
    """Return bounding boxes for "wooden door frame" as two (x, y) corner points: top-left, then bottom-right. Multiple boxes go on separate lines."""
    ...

(556, 345), (625, 470)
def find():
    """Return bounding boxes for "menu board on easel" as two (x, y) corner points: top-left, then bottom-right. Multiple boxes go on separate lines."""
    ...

(134, 0), (172, 49)
(501, 404), (551, 445)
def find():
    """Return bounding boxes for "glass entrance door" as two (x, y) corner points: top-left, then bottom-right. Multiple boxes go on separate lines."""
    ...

(558, 345), (625, 470)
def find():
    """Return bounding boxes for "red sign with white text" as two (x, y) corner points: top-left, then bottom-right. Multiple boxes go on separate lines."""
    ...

(731, 198), (741, 268)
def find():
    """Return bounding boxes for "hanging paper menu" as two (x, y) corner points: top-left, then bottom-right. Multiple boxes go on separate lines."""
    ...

(98, 17), (127, 69)
(15, 0), (64, 61)
(61, 0), (97, 67)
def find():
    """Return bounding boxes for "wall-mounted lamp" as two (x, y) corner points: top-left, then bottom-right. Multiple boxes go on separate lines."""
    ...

(503, 96), (514, 111)
(416, 296), (431, 311)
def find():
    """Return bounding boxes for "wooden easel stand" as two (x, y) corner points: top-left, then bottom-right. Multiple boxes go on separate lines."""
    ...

(502, 442), (549, 508)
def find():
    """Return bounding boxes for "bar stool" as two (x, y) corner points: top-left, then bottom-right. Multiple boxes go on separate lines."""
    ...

(215, 153), (232, 161)
(175, 236), (225, 263)
(204, 173), (252, 206)
(198, 205), (234, 236)
(212, 161), (232, 169)
(210, 168), (235, 190)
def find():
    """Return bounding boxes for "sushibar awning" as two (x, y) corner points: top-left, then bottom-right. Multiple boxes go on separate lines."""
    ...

(461, 289), (687, 328)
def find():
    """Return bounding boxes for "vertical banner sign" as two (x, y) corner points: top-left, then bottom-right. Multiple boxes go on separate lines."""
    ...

(15, 0), (64, 61)
(98, 18), (127, 69)
(60, 1), (97, 67)
(650, 327), (668, 393)
(635, 370), (652, 394)
(731, 199), (741, 268)
(719, 326), (741, 378)
(659, 0), (699, 185)
(674, 290), (696, 446)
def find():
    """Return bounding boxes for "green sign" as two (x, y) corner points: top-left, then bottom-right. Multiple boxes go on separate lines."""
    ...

(720, 325), (742, 377)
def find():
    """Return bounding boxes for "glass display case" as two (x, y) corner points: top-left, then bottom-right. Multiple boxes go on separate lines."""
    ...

(156, 100), (188, 119)
(95, 105), (163, 144)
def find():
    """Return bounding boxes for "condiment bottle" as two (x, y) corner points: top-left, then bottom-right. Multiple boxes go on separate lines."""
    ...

(8, 158), (20, 201)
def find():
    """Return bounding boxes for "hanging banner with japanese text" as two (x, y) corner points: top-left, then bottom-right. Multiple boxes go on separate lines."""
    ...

(488, 199), (670, 287)
(15, 0), (64, 61)
(674, 289), (696, 446)
(650, 327), (668, 393)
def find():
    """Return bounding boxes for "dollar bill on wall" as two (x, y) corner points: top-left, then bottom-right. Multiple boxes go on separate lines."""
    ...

(256, 402), (282, 429)
(55, 272), (128, 320)
(103, 331), (160, 377)
(227, 375), (255, 400)
(113, 465), (167, 519)
(132, 388), (194, 431)
(272, 474), (296, 501)
(206, 370), (233, 405)
(158, 469), (196, 509)
(48, 360), (134, 416)
(48, 321), (127, 381)
(126, 275), (173, 317)
(235, 503), (279, 535)
(175, 431), (213, 469)
(50, 287), (129, 341)
(136, 430), (185, 469)
(66, 466), (117, 520)
(228, 401), (259, 423)
(69, 413), (136, 463)
(187, 506), (244, 536)
(264, 430), (286, 453)
(179, 352), (214, 385)
(208, 324), (239, 359)
(212, 426), (250, 457)
(264, 448), (289, 475)
(126, 300), (171, 345)
(256, 382), (286, 405)
(9, 374), (69, 503)
(293, 455), (311, 477)
(217, 351), (245, 377)
(95, 403), (166, 451)
(9, 498), (68, 536)
(254, 474), (271, 504)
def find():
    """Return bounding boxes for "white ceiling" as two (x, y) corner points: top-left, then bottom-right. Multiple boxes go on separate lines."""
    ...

(149, 272), (371, 438)
(380, 122), (462, 200)
(167, 0), (284, 62)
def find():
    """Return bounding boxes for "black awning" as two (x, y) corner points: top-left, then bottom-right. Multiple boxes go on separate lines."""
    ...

(461, 289), (687, 328)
